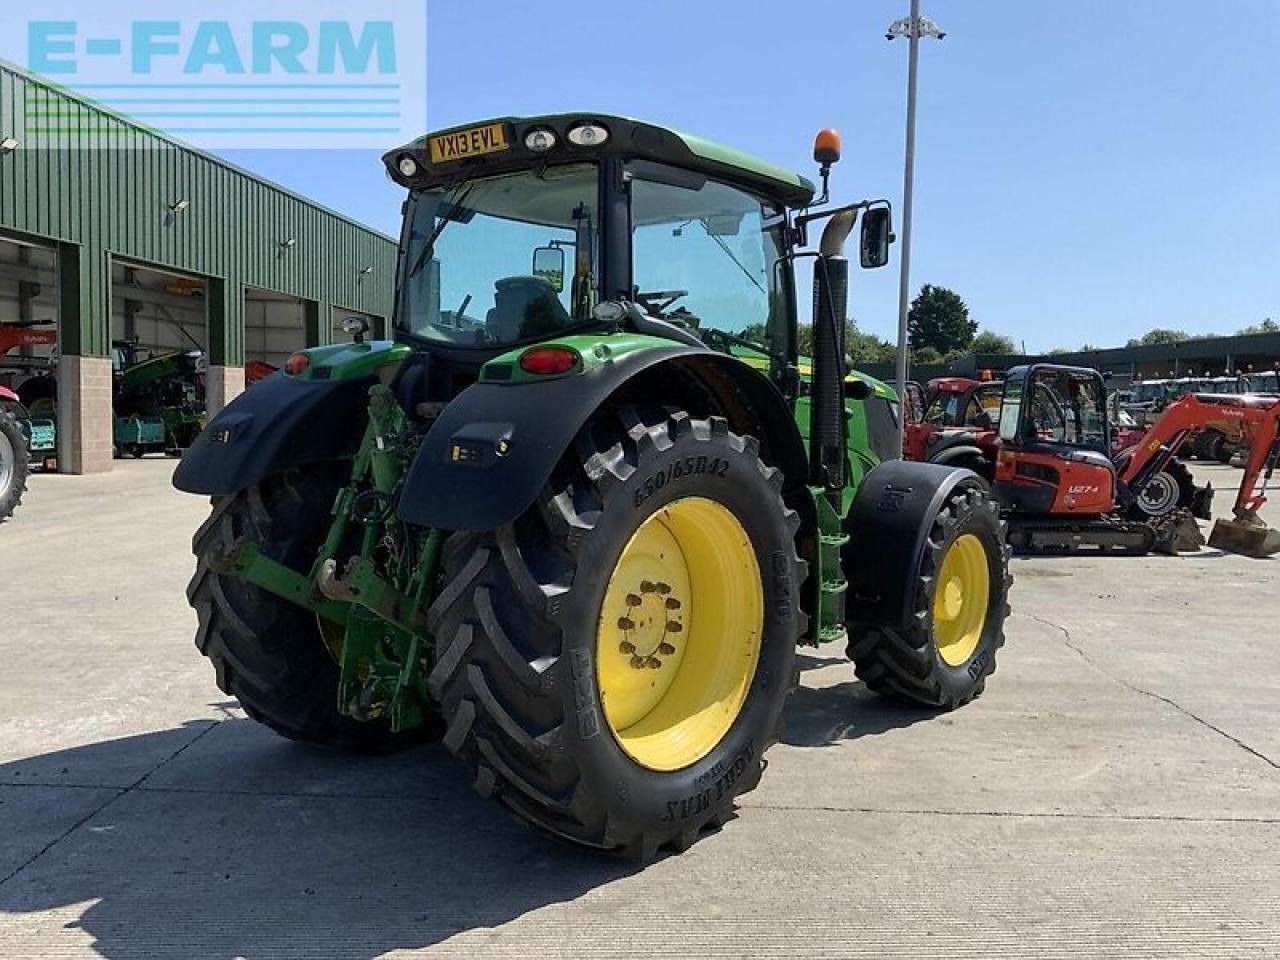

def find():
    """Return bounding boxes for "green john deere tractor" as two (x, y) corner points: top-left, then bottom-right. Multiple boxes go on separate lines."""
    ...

(174, 115), (1011, 857)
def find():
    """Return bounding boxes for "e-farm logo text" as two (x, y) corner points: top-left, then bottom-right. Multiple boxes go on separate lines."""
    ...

(7, 1), (426, 149)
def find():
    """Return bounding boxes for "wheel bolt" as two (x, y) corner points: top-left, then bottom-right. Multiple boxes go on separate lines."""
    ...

(640, 580), (657, 593)
(630, 655), (646, 669)
(655, 582), (672, 595)
(625, 594), (641, 607)
(619, 641), (636, 654)
(665, 621), (683, 633)
(645, 656), (662, 669)
(658, 642), (676, 656)
(618, 616), (635, 630)
(665, 597), (682, 610)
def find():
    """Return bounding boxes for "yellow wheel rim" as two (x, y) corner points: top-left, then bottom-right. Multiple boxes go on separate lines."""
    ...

(596, 496), (763, 772)
(933, 533), (991, 667)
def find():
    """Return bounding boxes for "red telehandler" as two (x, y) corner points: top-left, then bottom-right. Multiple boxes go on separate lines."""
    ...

(994, 364), (1280, 557)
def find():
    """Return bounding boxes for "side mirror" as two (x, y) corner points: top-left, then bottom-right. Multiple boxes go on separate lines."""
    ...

(859, 207), (893, 269)
(532, 245), (566, 293)
(341, 316), (370, 344)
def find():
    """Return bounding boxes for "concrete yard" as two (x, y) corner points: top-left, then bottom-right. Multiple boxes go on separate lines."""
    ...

(0, 460), (1276, 958)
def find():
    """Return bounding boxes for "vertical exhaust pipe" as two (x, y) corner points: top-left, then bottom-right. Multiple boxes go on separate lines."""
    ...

(809, 210), (856, 509)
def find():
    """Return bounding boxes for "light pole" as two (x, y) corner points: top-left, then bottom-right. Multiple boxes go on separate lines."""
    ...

(887, 2), (945, 456)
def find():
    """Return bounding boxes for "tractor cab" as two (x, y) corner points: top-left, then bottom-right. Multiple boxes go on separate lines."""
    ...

(995, 364), (1116, 515)
(381, 115), (892, 403)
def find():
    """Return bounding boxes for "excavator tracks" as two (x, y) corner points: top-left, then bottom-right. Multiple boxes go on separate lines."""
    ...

(1006, 515), (1156, 556)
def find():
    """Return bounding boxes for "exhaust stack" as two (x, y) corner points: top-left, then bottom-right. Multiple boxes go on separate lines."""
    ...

(809, 210), (856, 508)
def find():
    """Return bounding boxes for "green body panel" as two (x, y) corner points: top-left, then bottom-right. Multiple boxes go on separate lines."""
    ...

(119, 352), (184, 392)
(288, 340), (413, 383)
(672, 125), (816, 202)
(479, 333), (676, 383)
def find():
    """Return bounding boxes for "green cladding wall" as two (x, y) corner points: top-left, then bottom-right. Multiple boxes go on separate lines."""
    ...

(0, 61), (398, 363)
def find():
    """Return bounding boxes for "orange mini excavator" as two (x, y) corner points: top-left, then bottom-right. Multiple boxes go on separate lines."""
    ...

(993, 364), (1280, 557)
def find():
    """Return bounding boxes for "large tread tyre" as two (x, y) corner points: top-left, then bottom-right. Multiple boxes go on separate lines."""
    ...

(1128, 459), (1196, 520)
(188, 465), (424, 751)
(0, 410), (30, 522)
(847, 486), (1010, 709)
(428, 407), (805, 858)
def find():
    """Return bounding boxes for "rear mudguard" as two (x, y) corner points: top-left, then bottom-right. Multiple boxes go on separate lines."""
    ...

(173, 371), (374, 495)
(929, 443), (988, 467)
(398, 348), (810, 533)
(843, 459), (987, 631)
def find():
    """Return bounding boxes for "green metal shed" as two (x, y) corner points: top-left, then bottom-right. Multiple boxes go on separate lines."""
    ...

(0, 60), (398, 472)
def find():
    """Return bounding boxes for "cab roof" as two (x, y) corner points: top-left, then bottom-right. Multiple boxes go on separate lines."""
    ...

(384, 113), (816, 209)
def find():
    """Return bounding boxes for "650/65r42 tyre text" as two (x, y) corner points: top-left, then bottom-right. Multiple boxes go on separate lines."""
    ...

(188, 465), (426, 751)
(427, 407), (806, 858)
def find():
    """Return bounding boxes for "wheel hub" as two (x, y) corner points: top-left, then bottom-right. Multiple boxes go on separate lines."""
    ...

(616, 580), (683, 669)
(1138, 474), (1178, 516)
(933, 533), (991, 668)
(940, 576), (965, 620)
(0, 429), (13, 493)
(596, 497), (763, 772)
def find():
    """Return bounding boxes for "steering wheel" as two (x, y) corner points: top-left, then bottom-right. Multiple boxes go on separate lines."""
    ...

(633, 289), (689, 314)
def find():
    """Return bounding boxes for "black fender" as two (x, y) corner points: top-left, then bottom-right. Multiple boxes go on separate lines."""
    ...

(929, 443), (987, 467)
(173, 371), (373, 495)
(842, 459), (985, 631)
(398, 347), (812, 533)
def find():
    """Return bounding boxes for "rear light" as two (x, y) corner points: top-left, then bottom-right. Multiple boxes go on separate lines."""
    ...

(285, 352), (310, 376)
(518, 346), (579, 376)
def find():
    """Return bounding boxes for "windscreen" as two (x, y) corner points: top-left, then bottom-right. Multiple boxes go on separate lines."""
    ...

(395, 164), (599, 348)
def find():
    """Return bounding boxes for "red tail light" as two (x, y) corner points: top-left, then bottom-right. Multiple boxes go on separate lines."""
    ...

(519, 346), (579, 376)
(284, 352), (310, 376)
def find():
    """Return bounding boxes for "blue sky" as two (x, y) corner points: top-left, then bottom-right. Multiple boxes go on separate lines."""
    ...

(220, 0), (1280, 352)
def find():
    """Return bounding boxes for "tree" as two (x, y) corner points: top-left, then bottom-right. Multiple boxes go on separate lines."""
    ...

(913, 345), (943, 364)
(846, 327), (897, 366)
(908, 284), (976, 355)
(970, 329), (1017, 355)
(797, 321), (897, 367)
(1239, 318), (1278, 335)
(1125, 328), (1189, 348)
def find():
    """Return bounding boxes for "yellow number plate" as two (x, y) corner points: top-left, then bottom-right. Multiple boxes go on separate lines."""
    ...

(428, 123), (509, 163)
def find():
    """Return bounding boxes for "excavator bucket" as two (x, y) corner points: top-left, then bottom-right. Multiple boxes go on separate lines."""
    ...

(1208, 516), (1280, 559)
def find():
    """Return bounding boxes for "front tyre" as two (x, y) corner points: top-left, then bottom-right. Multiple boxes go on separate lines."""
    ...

(428, 408), (805, 858)
(848, 486), (1010, 709)
(0, 410), (30, 522)
(1129, 460), (1196, 520)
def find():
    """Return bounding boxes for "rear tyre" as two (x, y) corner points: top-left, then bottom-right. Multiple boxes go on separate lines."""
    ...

(0, 410), (30, 522)
(428, 407), (805, 858)
(1129, 459), (1196, 520)
(188, 465), (422, 751)
(847, 486), (1009, 709)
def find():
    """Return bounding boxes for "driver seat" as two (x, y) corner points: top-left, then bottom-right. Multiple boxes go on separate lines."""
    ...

(486, 276), (570, 342)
